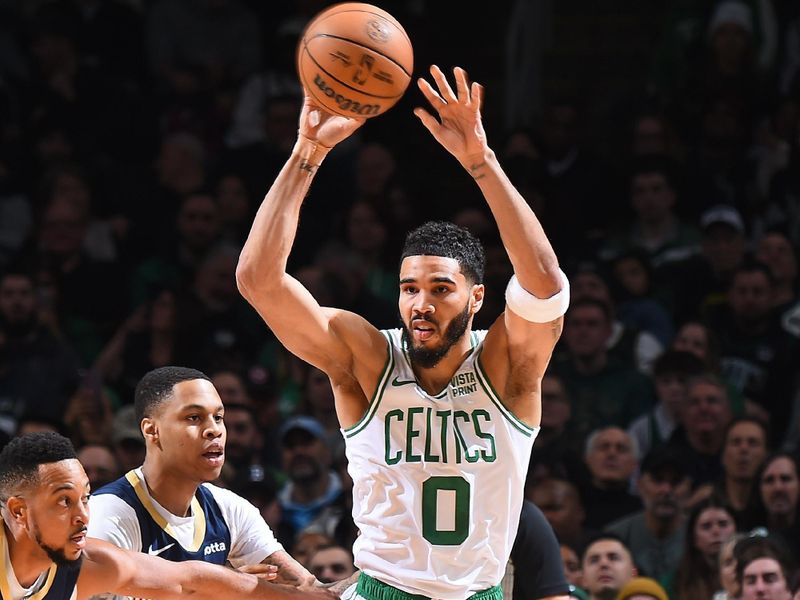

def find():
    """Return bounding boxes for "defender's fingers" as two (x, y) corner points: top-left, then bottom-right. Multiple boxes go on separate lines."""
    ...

(472, 82), (484, 111)
(429, 64), (457, 103)
(413, 107), (442, 135)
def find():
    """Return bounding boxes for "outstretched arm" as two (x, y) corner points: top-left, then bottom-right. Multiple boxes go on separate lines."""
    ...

(78, 539), (335, 600)
(415, 66), (567, 417)
(236, 96), (382, 381)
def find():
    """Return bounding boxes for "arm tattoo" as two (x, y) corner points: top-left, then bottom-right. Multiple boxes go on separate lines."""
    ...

(468, 161), (487, 180)
(299, 160), (317, 174)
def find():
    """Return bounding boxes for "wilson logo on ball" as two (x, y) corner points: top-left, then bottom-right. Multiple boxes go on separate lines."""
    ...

(366, 19), (390, 43)
(313, 74), (381, 115)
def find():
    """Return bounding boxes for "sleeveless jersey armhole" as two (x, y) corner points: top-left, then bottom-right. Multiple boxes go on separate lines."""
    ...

(344, 331), (394, 438)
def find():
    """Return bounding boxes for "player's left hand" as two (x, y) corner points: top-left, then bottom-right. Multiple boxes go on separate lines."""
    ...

(415, 65), (489, 169)
(236, 563), (278, 580)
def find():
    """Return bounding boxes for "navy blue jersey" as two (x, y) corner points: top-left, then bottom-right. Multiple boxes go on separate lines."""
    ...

(93, 471), (231, 564)
(1, 519), (80, 600)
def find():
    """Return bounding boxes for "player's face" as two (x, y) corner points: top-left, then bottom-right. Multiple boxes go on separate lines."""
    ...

(152, 380), (226, 482)
(25, 459), (90, 566)
(398, 255), (482, 369)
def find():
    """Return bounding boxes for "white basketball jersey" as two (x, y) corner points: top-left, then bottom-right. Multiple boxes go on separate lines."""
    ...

(344, 329), (539, 599)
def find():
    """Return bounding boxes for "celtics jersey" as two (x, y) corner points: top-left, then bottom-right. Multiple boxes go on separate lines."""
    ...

(1, 518), (79, 600)
(344, 329), (539, 600)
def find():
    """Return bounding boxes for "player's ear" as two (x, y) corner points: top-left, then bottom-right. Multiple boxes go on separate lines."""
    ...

(6, 496), (27, 526)
(141, 418), (158, 444)
(470, 283), (484, 314)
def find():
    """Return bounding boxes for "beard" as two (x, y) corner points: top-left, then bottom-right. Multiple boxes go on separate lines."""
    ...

(401, 301), (471, 369)
(34, 526), (85, 571)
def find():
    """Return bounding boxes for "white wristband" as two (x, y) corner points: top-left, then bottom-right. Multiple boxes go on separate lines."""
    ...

(505, 270), (570, 323)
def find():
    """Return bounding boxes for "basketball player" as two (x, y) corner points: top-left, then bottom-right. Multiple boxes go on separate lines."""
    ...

(87, 367), (316, 589)
(236, 64), (569, 600)
(0, 432), (335, 600)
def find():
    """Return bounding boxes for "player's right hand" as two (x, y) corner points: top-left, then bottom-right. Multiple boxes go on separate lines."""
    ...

(298, 93), (365, 149)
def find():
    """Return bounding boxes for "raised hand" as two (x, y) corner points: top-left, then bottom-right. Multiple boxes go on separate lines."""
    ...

(414, 65), (489, 170)
(298, 93), (365, 149)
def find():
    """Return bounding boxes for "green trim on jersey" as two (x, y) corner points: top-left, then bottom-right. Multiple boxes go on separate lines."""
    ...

(344, 332), (394, 438)
(474, 349), (535, 437)
(355, 573), (502, 600)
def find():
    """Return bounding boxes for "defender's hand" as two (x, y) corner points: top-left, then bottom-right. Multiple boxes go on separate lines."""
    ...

(414, 65), (489, 170)
(236, 563), (278, 580)
(298, 93), (365, 149)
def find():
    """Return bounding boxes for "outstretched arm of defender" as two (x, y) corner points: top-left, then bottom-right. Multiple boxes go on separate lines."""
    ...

(78, 539), (336, 600)
(415, 65), (568, 366)
(236, 95), (379, 374)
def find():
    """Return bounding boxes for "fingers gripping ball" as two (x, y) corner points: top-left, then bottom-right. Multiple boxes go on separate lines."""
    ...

(297, 2), (413, 118)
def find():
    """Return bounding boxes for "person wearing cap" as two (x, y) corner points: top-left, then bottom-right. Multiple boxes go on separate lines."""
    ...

(276, 416), (345, 546)
(606, 447), (691, 581)
(87, 366), (323, 593)
(659, 204), (747, 324)
(615, 576), (669, 600)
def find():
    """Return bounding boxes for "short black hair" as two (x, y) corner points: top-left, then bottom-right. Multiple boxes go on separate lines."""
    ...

(735, 535), (795, 587)
(400, 221), (485, 284)
(0, 432), (76, 499)
(580, 532), (631, 564)
(652, 349), (707, 379)
(134, 366), (211, 423)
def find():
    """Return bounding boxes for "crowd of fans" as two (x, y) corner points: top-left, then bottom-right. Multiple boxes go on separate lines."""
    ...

(1, 0), (800, 598)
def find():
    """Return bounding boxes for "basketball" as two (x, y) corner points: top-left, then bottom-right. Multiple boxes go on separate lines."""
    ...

(297, 2), (414, 118)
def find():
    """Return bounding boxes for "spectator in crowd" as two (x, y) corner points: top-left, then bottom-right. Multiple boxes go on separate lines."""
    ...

(667, 373), (734, 486)
(277, 416), (345, 547)
(580, 427), (643, 529)
(755, 230), (798, 312)
(672, 320), (723, 371)
(0, 269), (82, 433)
(616, 577), (669, 600)
(529, 477), (590, 551)
(737, 535), (796, 600)
(709, 260), (799, 442)
(662, 204), (748, 324)
(553, 298), (655, 444)
(606, 447), (691, 581)
(109, 404), (145, 473)
(561, 543), (584, 589)
(669, 496), (738, 600)
(290, 531), (335, 570)
(714, 532), (748, 600)
(216, 400), (264, 490)
(600, 155), (700, 269)
(580, 534), (638, 600)
(628, 349), (707, 458)
(568, 265), (664, 373)
(76, 442), (120, 489)
(307, 544), (356, 585)
(746, 453), (800, 557)
(608, 249), (675, 347)
(715, 417), (770, 521)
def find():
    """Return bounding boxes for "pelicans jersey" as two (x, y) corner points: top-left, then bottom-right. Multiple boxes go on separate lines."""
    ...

(345, 329), (539, 599)
(1, 517), (79, 600)
(88, 468), (282, 567)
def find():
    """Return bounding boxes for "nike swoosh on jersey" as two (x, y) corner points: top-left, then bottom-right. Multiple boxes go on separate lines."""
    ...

(391, 376), (416, 387)
(147, 543), (175, 556)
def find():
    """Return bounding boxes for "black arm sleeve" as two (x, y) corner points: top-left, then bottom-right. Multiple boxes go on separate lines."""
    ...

(510, 500), (570, 599)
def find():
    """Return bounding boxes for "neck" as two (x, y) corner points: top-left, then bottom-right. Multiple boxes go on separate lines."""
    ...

(4, 522), (53, 589)
(573, 352), (607, 374)
(290, 472), (331, 504)
(768, 512), (796, 530)
(640, 216), (673, 240)
(644, 510), (681, 539)
(687, 430), (722, 454)
(725, 476), (752, 511)
(411, 335), (474, 396)
(772, 283), (794, 306)
(140, 460), (198, 517)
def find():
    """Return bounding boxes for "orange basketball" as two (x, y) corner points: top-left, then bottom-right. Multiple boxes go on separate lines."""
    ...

(297, 2), (414, 118)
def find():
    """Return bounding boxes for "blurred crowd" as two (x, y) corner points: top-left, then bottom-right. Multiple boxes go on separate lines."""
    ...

(1, 0), (800, 598)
